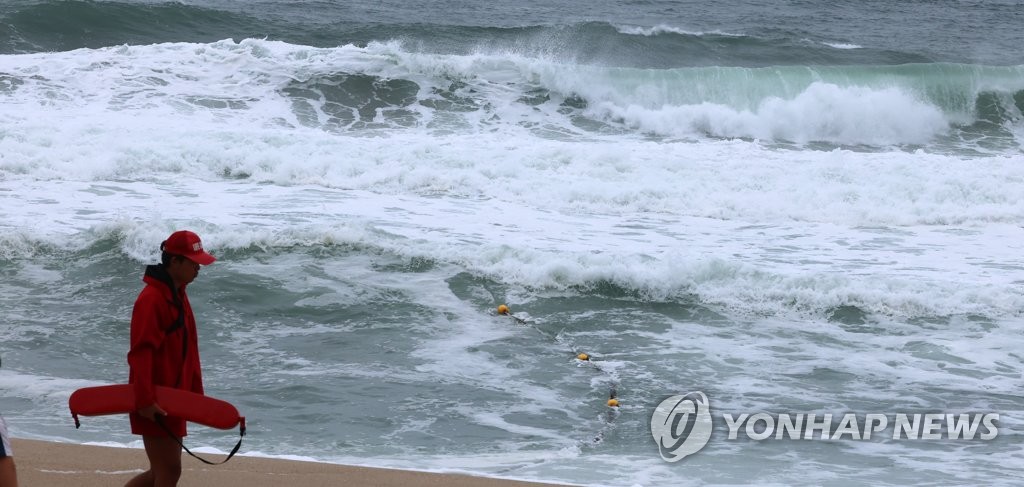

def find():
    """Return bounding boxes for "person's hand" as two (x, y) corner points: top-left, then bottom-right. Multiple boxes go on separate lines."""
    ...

(137, 403), (167, 421)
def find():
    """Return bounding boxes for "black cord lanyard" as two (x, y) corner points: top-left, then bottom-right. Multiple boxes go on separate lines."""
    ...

(156, 279), (244, 465)
(155, 415), (245, 465)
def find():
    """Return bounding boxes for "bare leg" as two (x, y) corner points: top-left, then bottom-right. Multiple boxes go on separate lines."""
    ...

(0, 457), (17, 487)
(124, 436), (182, 487)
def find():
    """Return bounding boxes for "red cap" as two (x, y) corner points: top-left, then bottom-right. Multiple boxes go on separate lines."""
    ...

(161, 230), (216, 265)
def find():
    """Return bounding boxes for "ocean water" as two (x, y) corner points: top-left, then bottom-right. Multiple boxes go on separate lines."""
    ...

(1, 1), (1023, 485)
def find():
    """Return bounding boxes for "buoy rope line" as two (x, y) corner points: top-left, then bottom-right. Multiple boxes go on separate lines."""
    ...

(496, 304), (621, 445)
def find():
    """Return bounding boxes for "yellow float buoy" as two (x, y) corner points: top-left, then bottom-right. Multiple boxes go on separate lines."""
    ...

(577, 353), (589, 361)
(497, 304), (510, 315)
(607, 398), (619, 408)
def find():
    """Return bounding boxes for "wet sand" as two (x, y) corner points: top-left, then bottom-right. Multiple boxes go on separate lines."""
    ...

(10, 438), (572, 487)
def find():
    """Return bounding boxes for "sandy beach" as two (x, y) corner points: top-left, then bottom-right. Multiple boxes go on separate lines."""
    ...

(11, 439), (571, 487)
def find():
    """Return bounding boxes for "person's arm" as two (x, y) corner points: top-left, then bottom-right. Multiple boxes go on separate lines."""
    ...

(126, 291), (166, 417)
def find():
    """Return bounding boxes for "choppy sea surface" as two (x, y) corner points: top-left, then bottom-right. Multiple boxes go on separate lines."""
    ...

(1, 1), (1022, 485)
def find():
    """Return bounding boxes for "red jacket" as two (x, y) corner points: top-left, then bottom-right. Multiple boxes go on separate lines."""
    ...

(126, 265), (203, 436)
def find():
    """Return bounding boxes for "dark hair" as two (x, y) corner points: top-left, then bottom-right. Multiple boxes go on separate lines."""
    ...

(160, 239), (185, 266)
(161, 251), (188, 267)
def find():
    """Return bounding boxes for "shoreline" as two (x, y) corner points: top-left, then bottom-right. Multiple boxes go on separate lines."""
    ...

(11, 438), (574, 487)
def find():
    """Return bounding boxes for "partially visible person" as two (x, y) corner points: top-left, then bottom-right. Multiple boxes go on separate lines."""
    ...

(0, 356), (18, 487)
(124, 230), (216, 487)
(0, 413), (16, 487)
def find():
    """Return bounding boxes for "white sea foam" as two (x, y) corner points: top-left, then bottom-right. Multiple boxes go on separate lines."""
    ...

(587, 82), (949, 144)
(2, 122), (1022, 228)
(614, 24), (746, 38)
(0, 370), (104, 400)
(1, 44), (1022, 321)
(1, 39), (1015, 151)
(824, 41), (864, 50)
(1, 178), (1022, 319)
